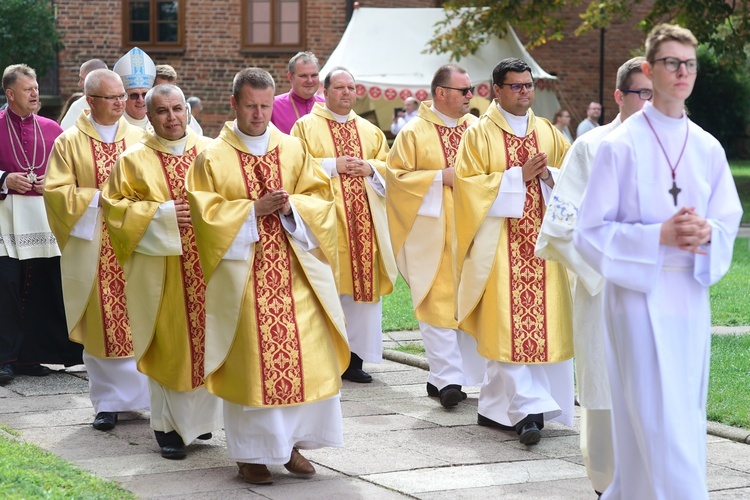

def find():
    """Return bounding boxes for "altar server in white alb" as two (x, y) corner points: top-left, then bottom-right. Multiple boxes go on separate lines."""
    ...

(536, 56), (652, 495)
(574, 24), (742, 500)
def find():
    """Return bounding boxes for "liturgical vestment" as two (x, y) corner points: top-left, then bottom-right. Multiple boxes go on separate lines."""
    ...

(187, 122), (349, 463)
(454, 102), (574, 428)
(102, 129), (222, 443)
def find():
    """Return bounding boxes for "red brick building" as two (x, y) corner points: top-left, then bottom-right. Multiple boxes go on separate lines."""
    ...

(52, 0), (651, 137)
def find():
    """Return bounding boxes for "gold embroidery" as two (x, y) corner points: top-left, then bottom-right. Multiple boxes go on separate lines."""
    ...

(237, 147), (304, 405)
(504, 131), (548, 362)
(91, 139), (132, 357)
(158, 147), (207, 389)
(327, 120), (375, 301)
(435, 122), (468, 169)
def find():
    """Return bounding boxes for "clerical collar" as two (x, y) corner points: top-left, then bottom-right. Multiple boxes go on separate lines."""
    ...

(4, 107), (33, 123)
(324, 106), (349, 124)
(233, 121), (270, 156)
(497, 103), (529, 137)
(642, 101), (686, 128)
(291, 91), (315, 105)
(124, 112), (150, 130)
(155, 133), (188, 156)
(430, 105), (458, 128)
(89, 113), (119, 143)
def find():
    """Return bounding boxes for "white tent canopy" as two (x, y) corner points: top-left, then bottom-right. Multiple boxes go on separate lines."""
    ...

(320, 7), (561, 130)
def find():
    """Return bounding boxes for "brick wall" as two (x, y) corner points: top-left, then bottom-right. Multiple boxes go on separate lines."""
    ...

(56, 1), (650, 137)
(526, 3), (654, 133)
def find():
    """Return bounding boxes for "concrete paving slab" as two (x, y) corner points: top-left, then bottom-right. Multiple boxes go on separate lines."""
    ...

(340, 383), (427, 402)
(256, 475), (412, 499)
(19, 424), (156, 461)
(342, 413), (437, 436)
(366, 369), (434, 387)
(363, 458), (587, 494)
(710, 487), (750, 499)
(0, 407), (100, 429)
(1, 371), (89, 396)
(374, 396), (483, 427)
(341, 400), (397, 418)
(76, 446), (235, 478)
(361, 360), (414, 373)
(707, 463), (750, 491)
(707, 440), (750, 473)
(416, 477), (598, 499)
(0, 393), (92, 413)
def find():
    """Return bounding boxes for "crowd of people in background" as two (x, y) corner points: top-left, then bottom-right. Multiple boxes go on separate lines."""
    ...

(0, 22), (742, 499)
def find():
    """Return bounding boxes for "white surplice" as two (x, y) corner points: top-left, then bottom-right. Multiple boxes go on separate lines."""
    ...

(574, 102), (742, 500)
(536, 116), (622, 492)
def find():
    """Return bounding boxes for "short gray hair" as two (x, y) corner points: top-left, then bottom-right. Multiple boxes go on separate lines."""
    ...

(146, 84), (186, 113)
(186, 96), (201, 108)
(84, 69), (121, 95)
(3, 64), (36, 91)
(288, 51), (319, 74)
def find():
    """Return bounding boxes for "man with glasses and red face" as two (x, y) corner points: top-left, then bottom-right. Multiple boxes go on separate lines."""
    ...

(574, 25), (742, 499)
(0, 64), (83, 385)
(386, 64), (485, 409)
(113, 47), (156, 130)
(453, 57), (573, 446)
(536, 56), (652, 496)
(577, 102), (602, 137)
(45, 69), (148, 432)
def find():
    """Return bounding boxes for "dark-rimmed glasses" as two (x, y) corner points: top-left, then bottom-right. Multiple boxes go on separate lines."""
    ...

(652, 57), (699, 74)
(89, 94), (128, 102)
(439, 85), (476, 96)
(128, 91), (148, 101)
(620, 88), (653, 101)
(498, 82), (535, 93)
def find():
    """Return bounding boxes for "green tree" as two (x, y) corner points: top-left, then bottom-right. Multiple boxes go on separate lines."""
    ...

(0, 0), (61, 77)
(428, 0), (750, 67)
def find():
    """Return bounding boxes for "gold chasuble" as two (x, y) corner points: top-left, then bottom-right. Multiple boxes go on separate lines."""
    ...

(187, 123), (349, 407)
(44, 112), (143, 359)
(386, 103), (476, 328)
(290, 104), (397, 302)
(453, 102), (573, 363)
(101, 130), (213, 391)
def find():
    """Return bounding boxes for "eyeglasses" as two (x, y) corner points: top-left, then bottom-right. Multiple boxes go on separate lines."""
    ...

(498, 82), (535, 93)
(128, 91), (148, 101)
(652, 57), (699, 74)
(89, 94), (128, 102)
(620, 88), (653, 101)
(439, 85), (475, 97)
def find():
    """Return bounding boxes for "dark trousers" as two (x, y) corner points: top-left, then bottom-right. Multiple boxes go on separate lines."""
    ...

(0, 256), (82, 365)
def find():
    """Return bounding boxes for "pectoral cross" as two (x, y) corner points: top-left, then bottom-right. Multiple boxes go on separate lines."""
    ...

(669, 181), (681, 206)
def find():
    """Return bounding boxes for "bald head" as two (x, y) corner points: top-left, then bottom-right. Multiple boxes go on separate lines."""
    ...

(79, 59), (108, 89)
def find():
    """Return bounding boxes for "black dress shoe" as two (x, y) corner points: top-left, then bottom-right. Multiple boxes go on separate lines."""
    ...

(477, 413), (515, 431)
(426, 382), (439, 397)
(197, 432), (212, 440)
(439, 385), (465, 408)
(154, 430), (187, 459)
(342, 367), (372, 383)
(518, 421), (542, 445)
(161, 444), (187, 460)
(13, 363), (51, 376)
(0, 363), (14, 385)
(92, 412), (117, 431)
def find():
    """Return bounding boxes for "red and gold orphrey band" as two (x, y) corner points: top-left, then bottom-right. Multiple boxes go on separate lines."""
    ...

(327, 120), (375, 302)
(504, 132), (549, 363)
(237, 147), (305, 405)
(435, 122), (468, 169)
(158, 148), (207, 389)
(91, 139), (133, 357)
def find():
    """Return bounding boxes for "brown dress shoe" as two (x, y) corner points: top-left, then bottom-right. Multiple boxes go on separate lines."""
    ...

(237, 462), (273, 484)
(284, 448), (316, 477)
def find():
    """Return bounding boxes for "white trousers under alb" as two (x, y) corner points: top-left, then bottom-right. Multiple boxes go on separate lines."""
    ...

(419, 322), (485, 390)
(224, 394), (343, 465)
(477, 358), (574, 428)
(340, 295), (382, 363)
(148, 379), (223, 445)
(83, 350), (150, 414)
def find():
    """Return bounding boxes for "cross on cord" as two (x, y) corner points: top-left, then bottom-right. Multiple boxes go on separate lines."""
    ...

(669, 181), (681, 206)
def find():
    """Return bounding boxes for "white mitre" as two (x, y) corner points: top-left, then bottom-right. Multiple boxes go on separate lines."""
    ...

(113, 47), (156, 90)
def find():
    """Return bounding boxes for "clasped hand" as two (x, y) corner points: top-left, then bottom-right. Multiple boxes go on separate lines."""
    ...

(336, 156), (373, 177)
(255, 189), (291, 216)
(521, 152), (548, 183)
(660, 207), (711, 254)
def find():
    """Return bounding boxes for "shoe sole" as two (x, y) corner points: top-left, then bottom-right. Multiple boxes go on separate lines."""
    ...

(238, 472), (273, 485)
(519, 429), (542, 445)
(284, 468), (316, 478)
(161, 451), (187, 460)
(92, 423), (116, 431)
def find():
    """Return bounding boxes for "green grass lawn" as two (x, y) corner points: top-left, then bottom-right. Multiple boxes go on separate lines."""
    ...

(710, 237), (750, 325)
(382, 276), (419, 332)
(730, 162), (750, 224)
(0, 430), (134, 499)
(708, 334), (750, 429)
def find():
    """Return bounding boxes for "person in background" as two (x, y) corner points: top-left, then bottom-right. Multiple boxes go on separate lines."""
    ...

(390, 96), (419, 135)
(552, 109), (573, 143)
(270, 51), (325, 134)
(576, 102), (601, 137)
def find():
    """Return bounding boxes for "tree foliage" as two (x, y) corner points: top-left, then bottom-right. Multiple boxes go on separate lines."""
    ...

(428, 0), (750, 67)
(0, 0), (62, 78)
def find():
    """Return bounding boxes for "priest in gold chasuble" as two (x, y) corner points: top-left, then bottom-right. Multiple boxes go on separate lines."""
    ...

(386, 64), (485, 409)
(291, 68), (397, 384)
(102, 84), (222, 460)
(187, 69), (348, 483)
(453, 58), (574, 445)
(44, 69), (149, 431)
